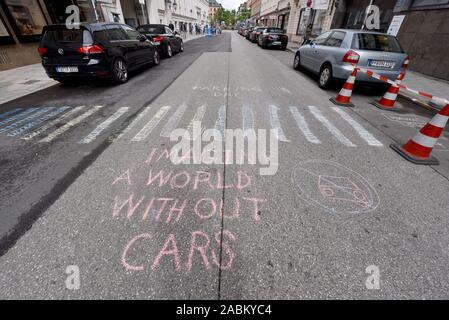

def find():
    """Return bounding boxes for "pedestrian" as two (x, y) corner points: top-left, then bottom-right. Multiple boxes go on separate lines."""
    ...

(169, 22), (174, 31)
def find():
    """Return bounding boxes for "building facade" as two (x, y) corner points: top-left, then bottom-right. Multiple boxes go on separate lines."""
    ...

(248, 0), (261, 25)
(0, 0), (209, 71)
(208, 0), (221, 23)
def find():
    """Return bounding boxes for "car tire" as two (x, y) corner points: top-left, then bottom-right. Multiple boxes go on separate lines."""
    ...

(318, 64), (333, 90)
(153, 50), (160, 66)
(261, 41), (267, 49)
(179, 41), (184, 52)
(293, 53), (301, 71)
(112, 58), (128, 84)
(165, 44), (173, 58)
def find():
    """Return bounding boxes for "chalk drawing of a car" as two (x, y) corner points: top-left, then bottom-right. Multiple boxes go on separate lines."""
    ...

(318, 175), (369, 207)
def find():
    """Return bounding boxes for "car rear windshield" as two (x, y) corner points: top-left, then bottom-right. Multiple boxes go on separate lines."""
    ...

(137, 25), (165, 34)
(352, 33), (404, 53)
(41, 28), (93, 46)
(266, 28), (283, 34)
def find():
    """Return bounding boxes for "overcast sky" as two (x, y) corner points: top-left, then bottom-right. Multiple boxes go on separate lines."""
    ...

(220, 0), (246, 11)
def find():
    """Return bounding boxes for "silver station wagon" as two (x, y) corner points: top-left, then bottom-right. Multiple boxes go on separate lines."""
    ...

(293, 29), (409, 89)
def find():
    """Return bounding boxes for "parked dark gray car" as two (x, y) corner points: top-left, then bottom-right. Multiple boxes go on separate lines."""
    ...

(293, 29), (409, 89)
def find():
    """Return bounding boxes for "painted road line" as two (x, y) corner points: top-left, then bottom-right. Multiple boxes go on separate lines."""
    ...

(160, 104), (187, 138)
(22, 106), (86, 141)
(132, 106), (171, 142)
(40, 106), (103, 143)
(332, 107), (383, 147)
(187, 105), (206, 141)
(7, 106), (71, 137)
(80, 107), (129, 144)
(243, 105), (256, 139)
(269, 105), (290, 142)
(0, 108), (38, 128)
(308, 105), (356, 147)
(289, 106), (321, 145)
(214, 105), (226, 141)
(0, 107), (53, 134)
(0, 108), (22, 119)
(117, 106), (152, 140)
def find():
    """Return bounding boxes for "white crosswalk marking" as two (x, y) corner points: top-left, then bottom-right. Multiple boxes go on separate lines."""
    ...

(22, 106), (86, 141)
(0, 107), (53, 134)
(40, 106), (103, 143)
(308, 105), (356, 147)
(214, 105), (226, 141)
(160, 104), (187, 138)
(0, 108), (38, 128)
(8, 106), (71, 137)
(187, 105), (206, 141)
(331, 107), (383, 147)
(117, 106), (152, 140)
(80, 107), (129, 144)
(243, 105), (256, 139)
(269, 105), (290, 142)
(132, 106), (171, 142)
(289, 106), (321, 144)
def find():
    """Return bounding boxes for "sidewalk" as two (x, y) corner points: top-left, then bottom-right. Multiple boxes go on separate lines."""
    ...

(0, 33), (204, 106)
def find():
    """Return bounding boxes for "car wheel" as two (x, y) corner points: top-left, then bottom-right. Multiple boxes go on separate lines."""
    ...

(261, 41), (267, 49)
(179, 41), (184, 52)
(166, 44), (173, 58)
(293, 53), (301, 71)
(318, 64), (333, 90)
(112, 58), (128, 84)
(153, 50), (160, 66)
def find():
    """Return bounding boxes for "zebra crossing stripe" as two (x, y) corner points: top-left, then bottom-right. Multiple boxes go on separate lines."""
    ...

(269, 105), (290, 142)
(187, 105), (206, 141)
(80, 107), (129, 144)
(117, 106), (152, 140)
(308, 105), (356, 147)
(243, 105), (256, 139)
(331, 107), (383, 147)
(0, 108), (22, 119)
(22, 106), (86, 141)
(289, 106), (321, 144)
(0, 107), (53, 134)
(214, 105), (226, 141)
(0, 108), (37, 128)
(160, 104), (187, 138)
(8, 106), (71, 137)
(40, 106), (103, 143)
(132, 106), (171, 142)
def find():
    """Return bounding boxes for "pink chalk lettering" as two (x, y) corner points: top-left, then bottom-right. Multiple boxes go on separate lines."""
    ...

(122, 233), (151, 272)
(220, 198), (240, 219)
(216, 172), (234, 189)
(147, 170), (173, 187)
(170, 171), (191, 189)
(166, 199), (188, 223)
(141, 197), (156, 221)
(187, 231), (211, 271)
(237, 171), (251, 189)
(193, 171), (214, 190)
(195, 198), (217, 219)
(112, 169), (132, 186)
(243, 198), (267, 221)
(144, 148), (158, 164)
(112, 194), (145, 219)
(211, 230), (236, 270)
(155, 198), (173, 221)
(151, 234), (181, 271)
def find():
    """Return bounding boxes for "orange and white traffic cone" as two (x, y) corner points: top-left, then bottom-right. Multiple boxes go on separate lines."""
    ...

(330, 67), (358, 108)
(371, 83), (400, 110)
(395, 71), (406, 85)
(391, 102), (449, 165)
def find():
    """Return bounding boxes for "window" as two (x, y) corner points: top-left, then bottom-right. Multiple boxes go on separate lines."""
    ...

(313, 31), (331, 45)
(412, 0), (449, 6)
(326, 31), (346, 47)
(0, 18), (10, 37)
(296, 8), (312, 35)
(352, 33), (404, 53)
(41, 28), (93, 46)
(122, 25), (141, 40)
(4, 0), (47, 36)
(106, 25), (127, 41)
(0, 16), (14, 45)
(165, 27), (173, 35)
(311, 10), (327, 36)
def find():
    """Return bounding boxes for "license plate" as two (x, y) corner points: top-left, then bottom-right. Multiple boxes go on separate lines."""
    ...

(56, 66), (78, 73)
(368, 60), (395, 69)
(272, 41), (281, 45)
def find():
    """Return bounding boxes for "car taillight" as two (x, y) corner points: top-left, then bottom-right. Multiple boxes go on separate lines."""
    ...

(77, 45), (104, 55)
(153, 36), (164, 42)
(342, 50), (360, 64)
(38, 47), (48, 56)
(256, 32), (261, 35)
(402, 56), (410, 68)
(268, 35), (278, 40)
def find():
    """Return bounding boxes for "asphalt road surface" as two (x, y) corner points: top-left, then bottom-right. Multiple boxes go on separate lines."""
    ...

(0, 31), (448, 299)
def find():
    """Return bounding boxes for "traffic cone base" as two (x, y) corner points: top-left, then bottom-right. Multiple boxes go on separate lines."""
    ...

(370, 100), (399, 111)
(390, 143), (439, 165)
(330, 97), (354, 108)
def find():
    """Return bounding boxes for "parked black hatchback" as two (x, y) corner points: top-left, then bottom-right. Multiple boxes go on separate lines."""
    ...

(137, 24), (184, 58)
(39, 23), (160, 85)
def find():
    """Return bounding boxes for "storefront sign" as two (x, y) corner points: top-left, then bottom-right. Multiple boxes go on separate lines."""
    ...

(313, 0), (330, 10)
(387, 15), (406, 36)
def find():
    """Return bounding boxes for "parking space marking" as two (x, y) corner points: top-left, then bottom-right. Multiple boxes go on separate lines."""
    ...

(308, 106), (356, 147)
(332, 107), (383, 147)
(269, 105), (290, 142)
(80, 107), (129, 144)
(214, 105), (226, 141)
(0, 108), (38, 128)
(40, 106), (104, 143)
(0, 107), (53, 134)
(117, 106), (152, 140)
(132, 106), (171, 142)
(0, 108), (22, 120)
(289, 106), (321, 144)
(160, 104), (187, 138)
(243, 105), (256, 139)
(187, 105), (206, 140)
